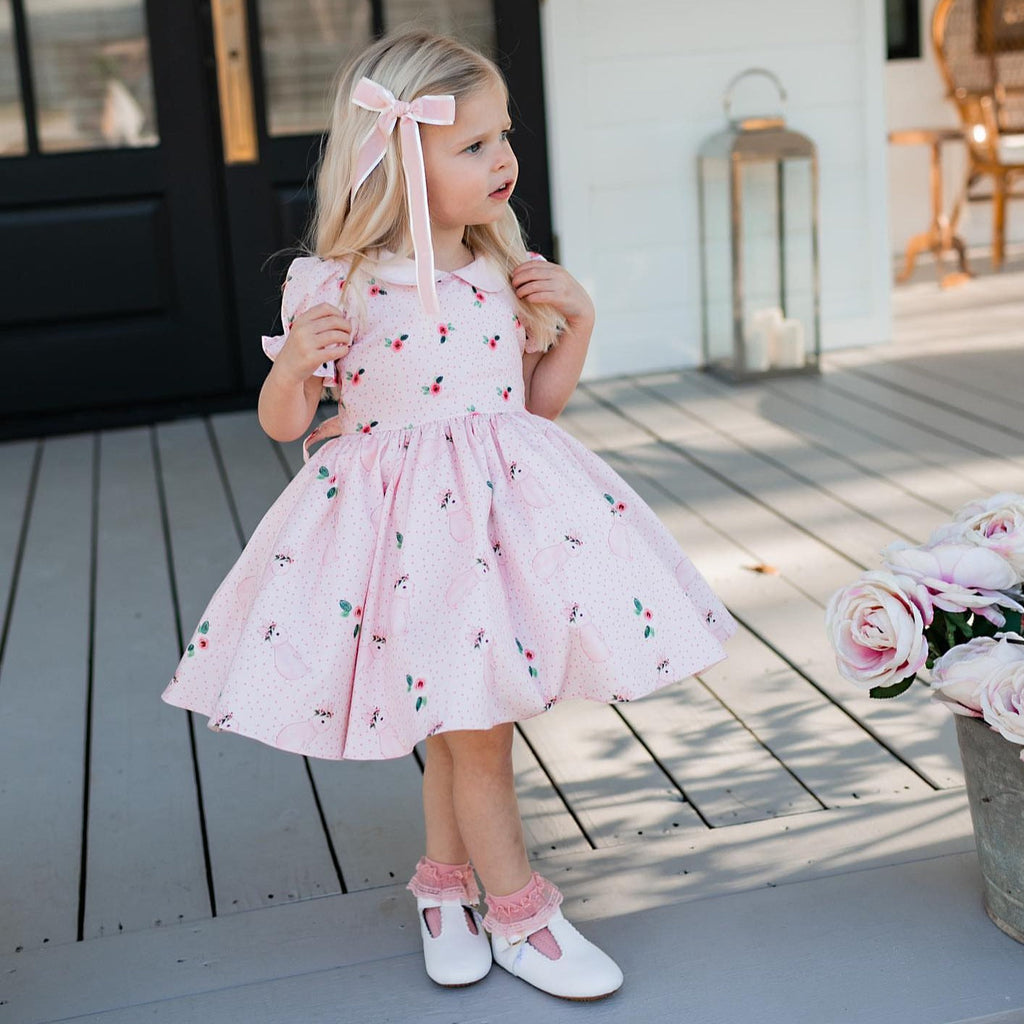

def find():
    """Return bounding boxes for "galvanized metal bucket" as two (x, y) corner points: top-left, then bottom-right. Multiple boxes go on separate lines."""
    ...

(955, 714), (1024, 943)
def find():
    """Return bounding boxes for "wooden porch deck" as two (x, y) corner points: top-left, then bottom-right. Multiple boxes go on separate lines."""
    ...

(3, 266), (1024, 1022)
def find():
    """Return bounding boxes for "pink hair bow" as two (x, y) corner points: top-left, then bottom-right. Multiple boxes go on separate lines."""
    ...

(351, 76), (455, 316)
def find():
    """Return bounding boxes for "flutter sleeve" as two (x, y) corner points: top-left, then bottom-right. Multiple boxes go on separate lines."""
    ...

(516, 252), (553, 355)
(261, 256), (350, 386)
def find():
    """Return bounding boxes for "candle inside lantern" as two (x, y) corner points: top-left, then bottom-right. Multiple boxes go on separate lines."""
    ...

(774, 318), (805, 369)
(745, 308), (782, 372)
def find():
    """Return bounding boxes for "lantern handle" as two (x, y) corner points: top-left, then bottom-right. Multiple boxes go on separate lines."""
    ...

(723, 67), (787, 122)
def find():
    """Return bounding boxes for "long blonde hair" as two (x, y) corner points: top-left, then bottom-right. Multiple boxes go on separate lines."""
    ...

(302, 29), (562, 350)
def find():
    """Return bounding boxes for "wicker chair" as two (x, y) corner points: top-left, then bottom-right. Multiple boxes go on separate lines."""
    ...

(933, 0), (1024, 267)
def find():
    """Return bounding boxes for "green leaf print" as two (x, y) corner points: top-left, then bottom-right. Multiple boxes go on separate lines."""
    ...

(604, 493), (615, 505)
(198, 620), (210, 634)
(633, 598), (644, 615)
(407, 674), (414, 691)
(353, 622), (360, 638)
(416, 696), (426, 712)
(515, 637), (524, 654)
(186, 643), (195, 657)
(396, 531), (404, 549)
(326, 486), (337, 499)
(528, 666), (538, 678)
(318, 466), (329, 479)
(644, 625), (654, 639)
(339, 600), (352, 616)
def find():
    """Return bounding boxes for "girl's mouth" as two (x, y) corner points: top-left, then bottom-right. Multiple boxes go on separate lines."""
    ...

(489, 180), (514, 200)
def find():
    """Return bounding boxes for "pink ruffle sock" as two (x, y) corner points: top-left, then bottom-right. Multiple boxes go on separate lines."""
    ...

(482, 872), (564, 959)
(407, 856), (481, 939)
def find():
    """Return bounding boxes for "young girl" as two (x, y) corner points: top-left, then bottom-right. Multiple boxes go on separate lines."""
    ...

(163, 29), (735, 1001)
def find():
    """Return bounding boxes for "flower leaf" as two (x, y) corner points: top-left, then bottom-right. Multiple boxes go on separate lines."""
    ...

(633, 597), (643, 615)
(869, 676), (916, 700)
(339, 599), (352, 616)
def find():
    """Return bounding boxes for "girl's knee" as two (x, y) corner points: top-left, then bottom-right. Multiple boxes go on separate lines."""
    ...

(445, 723), (514, 771)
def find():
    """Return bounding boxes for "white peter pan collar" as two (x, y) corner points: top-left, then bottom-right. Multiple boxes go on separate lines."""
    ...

(368, 249), (508, 292)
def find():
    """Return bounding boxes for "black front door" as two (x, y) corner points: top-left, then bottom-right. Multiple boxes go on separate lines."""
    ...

(0, 0), (551, 435)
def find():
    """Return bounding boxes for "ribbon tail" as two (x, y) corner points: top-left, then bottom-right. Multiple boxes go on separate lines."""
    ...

(351, 121), (390, 197)
(399, 116), (442, 317)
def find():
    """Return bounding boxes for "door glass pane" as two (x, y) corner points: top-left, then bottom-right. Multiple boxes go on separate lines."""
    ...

(258, 0), (373, 137)
(25, 0), (158, 154)
(0, 0), (27, 155)
(384, 0), (496, 56)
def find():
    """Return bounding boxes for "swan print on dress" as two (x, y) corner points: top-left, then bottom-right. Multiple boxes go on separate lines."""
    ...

(161, 251), (736, 760)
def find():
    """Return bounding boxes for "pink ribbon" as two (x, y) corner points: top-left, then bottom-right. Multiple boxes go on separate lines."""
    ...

(351, 77), (455, 316)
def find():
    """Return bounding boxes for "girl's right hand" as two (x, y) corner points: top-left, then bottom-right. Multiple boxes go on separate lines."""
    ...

(272, 304), (352, 385)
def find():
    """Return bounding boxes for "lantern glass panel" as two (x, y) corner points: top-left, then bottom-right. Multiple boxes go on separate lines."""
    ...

(698, 155), (733, 366)
(779, 157), (816, 359)
(739, 160), (782, 347)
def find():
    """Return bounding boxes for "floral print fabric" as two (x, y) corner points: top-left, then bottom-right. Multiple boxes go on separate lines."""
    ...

(162, 252), (736, 760)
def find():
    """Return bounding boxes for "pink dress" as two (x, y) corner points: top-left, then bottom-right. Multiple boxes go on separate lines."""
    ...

(162, 251), (736, 760)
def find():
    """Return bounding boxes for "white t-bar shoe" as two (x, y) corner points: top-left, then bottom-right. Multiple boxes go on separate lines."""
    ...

(416, 896), (493, 987)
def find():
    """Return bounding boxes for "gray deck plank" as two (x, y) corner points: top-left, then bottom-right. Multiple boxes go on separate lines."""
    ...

(768, 372), (1022, 501)
(643, 369), (948, 542)
(0, 435), (93, 952)
(558, 395), (951, 791)
(585, 375), (915, 571)
(83, 428), (210, 940)
(46, 854), (1024, 1024)
(517, 698), (706, 846)
(157, 418), (341, 914)
(614, 675), (821, 825)
(0, 440), (36, 630)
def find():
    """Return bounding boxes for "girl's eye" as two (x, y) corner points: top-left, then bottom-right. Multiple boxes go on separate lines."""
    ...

(501, 128), (514, 141)
(465, 141), (482, 154)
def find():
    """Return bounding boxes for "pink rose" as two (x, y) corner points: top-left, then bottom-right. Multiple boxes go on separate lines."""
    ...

(974, 635), (1024, 752)
(825, 570), (930, 689)
(882, 541), (1021, 625)
(942, 493), (1024, 578)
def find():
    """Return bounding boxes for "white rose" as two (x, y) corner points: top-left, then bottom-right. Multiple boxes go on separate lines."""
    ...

(825, 570), (929, 690)
(950, 493), (1024, 579)
(930, 636), (1020, 716)
(978, 638), (1024, 753)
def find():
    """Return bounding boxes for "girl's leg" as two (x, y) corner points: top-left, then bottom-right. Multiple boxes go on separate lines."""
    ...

(439, 722), (531, 896)
(422, 733), (471, 864)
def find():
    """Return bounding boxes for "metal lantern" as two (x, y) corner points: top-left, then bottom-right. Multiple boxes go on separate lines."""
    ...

(697, 68), (821, 381)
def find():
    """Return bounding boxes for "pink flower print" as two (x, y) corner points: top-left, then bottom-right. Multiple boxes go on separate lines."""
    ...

(467, 282), (486, 306)
(567, 602), (610, 662)
(513, 314), (523, 329)
(496, 385), (512, 401)
(276, 706), (335, 752)
(391, 574), (414, 634)
(531, 533), (583, 580)
(509, 460), (551, 508)
(515, 637), (540, 679)
(406, 674), (428, 711)
(186, 620), (210, 657)
(604, 493), (631, 557)
(355, 420), (378, 435)
(483, 334), (500, 349)
(437, 323), (455, 341)
(440, 488), (472, 542)
(445, 556), (490, 608)
(369, 707), (405, 758)
(345, 367), (365, 386)
(263, 622), (309, 678)
(367, 632), (387, 662)
(368, 277), (387, 296)
(633, 598), (655, 639)
(316, 465), (339, 499)
(339, 599), (362, 637)
(422, 376), (444, 395)
(385, 334), (408, 351)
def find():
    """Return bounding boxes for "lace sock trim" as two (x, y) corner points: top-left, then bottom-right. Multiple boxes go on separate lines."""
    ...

(406, 856), (480, 903)
(482, 871), (563, 941)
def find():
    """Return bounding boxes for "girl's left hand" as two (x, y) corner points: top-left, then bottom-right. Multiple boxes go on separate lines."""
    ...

(511, 260), (595, 327)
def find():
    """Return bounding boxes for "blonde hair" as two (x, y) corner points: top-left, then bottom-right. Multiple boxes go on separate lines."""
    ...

(301, 29), (562, 350)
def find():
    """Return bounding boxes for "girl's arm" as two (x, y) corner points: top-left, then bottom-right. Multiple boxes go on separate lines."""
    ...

(258, 303), (352, 441)
(513, 261), (595, 421)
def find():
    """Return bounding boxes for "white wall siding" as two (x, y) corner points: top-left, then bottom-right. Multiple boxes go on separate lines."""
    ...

(541, 0), (891, 379)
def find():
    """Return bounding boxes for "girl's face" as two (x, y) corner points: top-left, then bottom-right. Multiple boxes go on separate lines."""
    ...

(420, 78), (518, 237)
